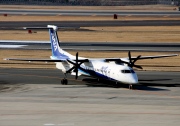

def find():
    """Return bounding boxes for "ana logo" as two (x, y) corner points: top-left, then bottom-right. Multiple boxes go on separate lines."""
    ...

(51, 33), (58, 51)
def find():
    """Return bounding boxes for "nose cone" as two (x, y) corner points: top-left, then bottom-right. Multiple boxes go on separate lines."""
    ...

(123, 73), (139, 84)
(130, 72), (138, 84)
(130, 75), (138, 84)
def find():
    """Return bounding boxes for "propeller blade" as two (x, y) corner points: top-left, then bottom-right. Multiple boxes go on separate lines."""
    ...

(132, 55), (141, 64)
(127, 51), (142, 69)
(75, 68), (78, 79)
(128, 51), (132, 63)
(66, 52), (88, 79)
(66, 66), (76, 73)
(75, 52), (79, 79)
(76, 52), (78, 63)
(67, 59), (76, 66)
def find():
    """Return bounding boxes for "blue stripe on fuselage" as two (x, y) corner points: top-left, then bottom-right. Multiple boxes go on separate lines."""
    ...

(79, 67), (115, 81)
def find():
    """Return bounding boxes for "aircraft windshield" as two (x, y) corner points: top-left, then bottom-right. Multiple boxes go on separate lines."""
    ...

(121, 69), (135, 74)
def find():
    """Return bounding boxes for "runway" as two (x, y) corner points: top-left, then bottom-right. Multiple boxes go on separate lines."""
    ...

(1, 9), (180, 16)
(1, 20), (180, 28)
(0, 40), (179, 52)
(0, 68), (180, 126)
(0, 68), (180, 86)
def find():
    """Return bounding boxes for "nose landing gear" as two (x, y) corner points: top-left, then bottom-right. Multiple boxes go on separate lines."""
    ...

(129, 84), (133, 90)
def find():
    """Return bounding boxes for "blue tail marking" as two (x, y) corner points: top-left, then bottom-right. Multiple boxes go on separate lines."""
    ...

(49, 29), (69, 59)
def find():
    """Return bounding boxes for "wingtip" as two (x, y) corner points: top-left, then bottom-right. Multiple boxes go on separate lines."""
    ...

(173, 54), (179, 56)
(3, 58), (8, 60)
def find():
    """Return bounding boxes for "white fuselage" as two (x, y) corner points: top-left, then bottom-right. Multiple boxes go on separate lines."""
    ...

(55, 60), (138, 84)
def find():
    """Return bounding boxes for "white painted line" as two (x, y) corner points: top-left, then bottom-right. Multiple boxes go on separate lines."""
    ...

(0, 45), (27, 48)
(44, 124), (55, 126)
(58, 124), (74, 126)
(44, 123), (74, 126)
(0, 40), (50, 43)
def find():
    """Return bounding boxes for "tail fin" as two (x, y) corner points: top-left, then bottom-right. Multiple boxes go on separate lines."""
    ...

(23, 25), (74, 59)
(47, 25), (73, 59)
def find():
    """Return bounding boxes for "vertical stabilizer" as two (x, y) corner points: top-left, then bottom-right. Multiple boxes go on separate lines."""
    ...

(48, 25), (73, 59)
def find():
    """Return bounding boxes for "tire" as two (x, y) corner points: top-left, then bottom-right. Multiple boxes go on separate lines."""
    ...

(64, 79), (68, 85)
(61, 79), (64, 85)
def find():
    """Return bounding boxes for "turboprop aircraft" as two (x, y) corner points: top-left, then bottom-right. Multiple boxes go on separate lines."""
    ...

(4, 25), (178, 89)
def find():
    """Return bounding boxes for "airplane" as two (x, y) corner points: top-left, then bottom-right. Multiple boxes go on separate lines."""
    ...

(4, 25), (178, 89)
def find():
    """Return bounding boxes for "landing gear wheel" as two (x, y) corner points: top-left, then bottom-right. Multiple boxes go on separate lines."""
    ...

(64, 79), (68, 85)
(61, 79), (68, 85)
(129, 84), (133, 90)
(61, 79), (64, 84)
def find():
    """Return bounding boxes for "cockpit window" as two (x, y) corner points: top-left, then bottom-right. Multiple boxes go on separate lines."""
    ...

(121, 70), (135, 73)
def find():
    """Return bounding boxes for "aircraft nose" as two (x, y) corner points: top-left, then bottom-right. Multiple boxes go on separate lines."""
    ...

(128, 74), (138, 84)
(130, 77), (138, 84)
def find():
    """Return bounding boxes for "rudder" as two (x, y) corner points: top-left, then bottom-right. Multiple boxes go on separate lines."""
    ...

(48, 25), (70, 59)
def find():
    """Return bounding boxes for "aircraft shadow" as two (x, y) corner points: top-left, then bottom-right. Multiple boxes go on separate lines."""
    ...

(139, 79), (172, 82)
(82, 78), (179, 91)
(139, 82), (180, 87)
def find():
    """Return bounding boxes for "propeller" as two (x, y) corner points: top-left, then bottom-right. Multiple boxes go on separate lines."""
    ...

(66, 52), (88, 79)
(127, 51), (143, 69)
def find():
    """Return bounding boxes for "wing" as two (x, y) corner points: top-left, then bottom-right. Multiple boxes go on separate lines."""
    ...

(4, 54), (178, 63)
(4, 58), (89, 63)
(104, 54), (178, 62)
(131, 54), (178, 60)
(4, 58), (65, 62)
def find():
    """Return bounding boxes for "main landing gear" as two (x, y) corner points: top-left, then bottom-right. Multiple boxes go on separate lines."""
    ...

(61, 78), (68, 85)
(61, 73), (68, 85)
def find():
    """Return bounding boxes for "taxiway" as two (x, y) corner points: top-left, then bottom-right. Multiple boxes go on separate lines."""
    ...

(0, 9), (180, 16)
(0, 41), (179, 52)
(0, 68), (180, 126)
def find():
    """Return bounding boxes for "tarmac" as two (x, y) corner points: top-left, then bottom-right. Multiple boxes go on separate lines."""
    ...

(0, 9), (180, 16)
(0, 68), (180, 126)
(0, 41), (180, 52)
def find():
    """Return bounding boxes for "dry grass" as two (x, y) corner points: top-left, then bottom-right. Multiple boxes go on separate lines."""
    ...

(1, 26), (180, 43)
(1, 50), (179, 71)
(1, 15), (180, 21)
(0, 5), (179, 71)
(0, 5), (178, 11)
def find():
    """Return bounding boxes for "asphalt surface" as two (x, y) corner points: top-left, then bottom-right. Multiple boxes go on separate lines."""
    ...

(0, 68), (180, 87)
(0, 41), (180, 52)
(0, 68), (180, 126)
(1, 9), (180, 16)
(1, 20), (180, 29)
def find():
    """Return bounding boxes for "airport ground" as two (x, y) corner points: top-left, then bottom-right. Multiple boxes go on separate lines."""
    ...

(1, 26), (180, 43)
(0, 68), (180, 126)
(0, 4), (179, 11)
(0, 5), (180, 126)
